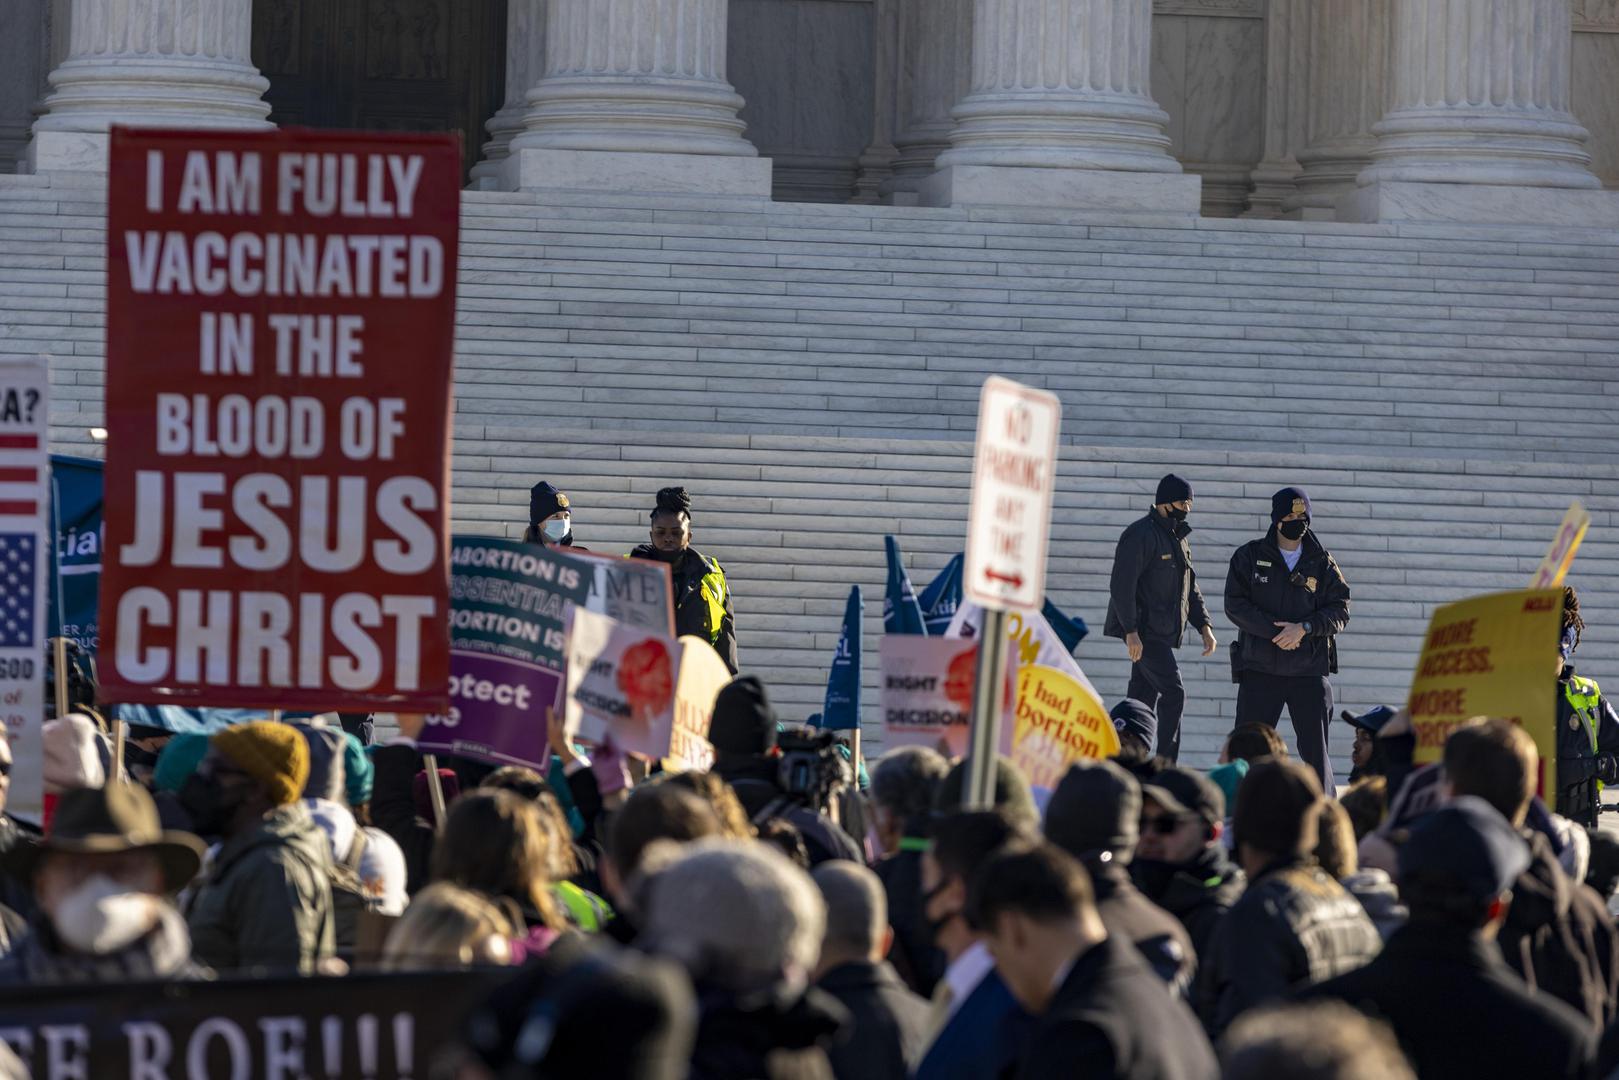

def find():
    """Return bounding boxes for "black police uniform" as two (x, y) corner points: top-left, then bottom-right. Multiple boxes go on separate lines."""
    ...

(1223, 525), (1350, 790)
(1104, 508), (1211, 763)
(1554, 666), (1619, 827)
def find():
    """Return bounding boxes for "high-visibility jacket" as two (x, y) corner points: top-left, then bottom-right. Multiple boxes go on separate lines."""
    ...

(551, 881), (614, 932)
(1555, 670), (1619, 826)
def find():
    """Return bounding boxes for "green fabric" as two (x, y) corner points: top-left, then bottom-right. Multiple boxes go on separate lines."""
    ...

(552, 881), (614, 932)
(152, 732), (211, 794)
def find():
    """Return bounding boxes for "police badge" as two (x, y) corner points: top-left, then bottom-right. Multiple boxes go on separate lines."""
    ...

(1305, 576), (1317, 593)
(1292, 497), (1307, 517)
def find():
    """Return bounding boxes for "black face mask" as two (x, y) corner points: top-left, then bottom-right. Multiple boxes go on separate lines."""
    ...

(1166, 507), (1188, 523)
(1278, 519), (1308, 541)
(178, 773), (240, 841)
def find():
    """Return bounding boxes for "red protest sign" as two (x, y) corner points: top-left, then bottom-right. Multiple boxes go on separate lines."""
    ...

(98, 128), (459, 711)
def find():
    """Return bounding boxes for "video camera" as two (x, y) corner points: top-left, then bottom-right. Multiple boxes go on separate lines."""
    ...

(775, 728), (853, 815)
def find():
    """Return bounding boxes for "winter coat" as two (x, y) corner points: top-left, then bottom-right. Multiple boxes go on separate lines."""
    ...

(1497, 828), (1619, 1028)
(1088, 859), (1197, 998)
(0, 904), (206, 984)
(369, 743), (436, 896)
(1104, 510), (1211, 646)
(815, 961), (931, 1080)
(1556, 668), (1619, 827)
(688, 983), (847, 1080)
(1307, 923), (1595, 1080)
(0, 815), (39, 925)
(1197, 857), (1382, 1037)
(1340, 868), (1406, 940)
(1136, 846), (1246, 966)
(1223, 530), (1351, 679)
(874, 846), (946, 997)
(631, 544), (738, 673)
(186, 803), (336, 975)
(1018, 936), (1218, 1080)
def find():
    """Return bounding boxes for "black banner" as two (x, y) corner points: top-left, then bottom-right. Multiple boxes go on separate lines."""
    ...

(0, 969), (510, 1079)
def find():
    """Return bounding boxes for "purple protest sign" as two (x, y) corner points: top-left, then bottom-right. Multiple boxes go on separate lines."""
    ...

(416, 537), (593, 769)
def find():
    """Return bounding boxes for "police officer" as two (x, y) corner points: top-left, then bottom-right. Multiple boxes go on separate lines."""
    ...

(631, 486), (738, 673)
(1104, 474), (1217, 763)
(524, 481), (587, 550)
(1554, 586), (1619, 827)
(1224, 487), (1350, 791)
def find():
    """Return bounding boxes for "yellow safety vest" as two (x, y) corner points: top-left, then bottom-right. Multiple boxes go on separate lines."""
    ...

(551, 881), (614, 933)
(697, 559), (730, 646)
(1566, 675), (1606, 798)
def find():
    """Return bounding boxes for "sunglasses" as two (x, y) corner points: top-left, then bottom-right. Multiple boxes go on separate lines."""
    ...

(1141, 814), (1190, 836)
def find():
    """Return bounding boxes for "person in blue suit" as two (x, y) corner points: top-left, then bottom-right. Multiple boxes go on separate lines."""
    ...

(912, 811), (1038, 1080)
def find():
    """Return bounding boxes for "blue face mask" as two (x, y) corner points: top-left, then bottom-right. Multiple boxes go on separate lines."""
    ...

(541, 517), (571, 543)
(1561, 626), (1578, 663)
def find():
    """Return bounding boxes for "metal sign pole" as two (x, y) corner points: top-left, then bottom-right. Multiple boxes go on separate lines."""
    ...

(965, 610), (1009, 809)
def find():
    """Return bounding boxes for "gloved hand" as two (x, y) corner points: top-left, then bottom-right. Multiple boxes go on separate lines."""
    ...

(1596, 754), (1619, 785)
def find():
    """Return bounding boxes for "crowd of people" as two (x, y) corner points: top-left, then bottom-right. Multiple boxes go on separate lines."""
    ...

(0, 476), (1617, 1079)
(5, 681), (1619, 1078)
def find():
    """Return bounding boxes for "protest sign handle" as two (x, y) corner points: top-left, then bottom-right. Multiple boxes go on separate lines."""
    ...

(965, 609), (1009, 809)
(112, 719), (127, 784)
(52, 638), (69, 720)
(423, 753), (448, 834)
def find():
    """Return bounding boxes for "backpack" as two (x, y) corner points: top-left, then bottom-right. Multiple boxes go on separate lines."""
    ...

(329, 827), (372, 958)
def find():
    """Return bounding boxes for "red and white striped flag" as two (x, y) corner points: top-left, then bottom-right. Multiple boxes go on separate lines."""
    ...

(0, 432), (41, 518)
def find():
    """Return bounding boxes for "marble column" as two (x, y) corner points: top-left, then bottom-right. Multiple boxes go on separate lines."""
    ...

(501, 0), (771, 195)
(470, 0), (546, 190)
(920, 0), (1200, 211)
(0, 0), (48, 172)
(883, 0), (973, 201)
(1344, 0), (1619, 224)
(1243, 0), (1309, 218)
(852, 0), (901, 204)
(25, 0), (271, 173)
(1287, 0), (1389, 218)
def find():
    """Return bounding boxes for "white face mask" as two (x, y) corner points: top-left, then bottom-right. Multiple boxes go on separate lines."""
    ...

(50, 874), (160, 955)
(541, 517), (571, 543)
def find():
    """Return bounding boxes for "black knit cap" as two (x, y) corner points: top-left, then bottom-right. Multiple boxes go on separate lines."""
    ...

(1155, 474), (1193, 505)
(707, 675), (777, 756)
(529, 481), (570, 527)
(1271, 486), (1312, 524)
(1045, 759), (1141, 863)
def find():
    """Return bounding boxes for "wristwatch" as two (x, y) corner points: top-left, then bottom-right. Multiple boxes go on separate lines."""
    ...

(1302, 620), (1313, 634)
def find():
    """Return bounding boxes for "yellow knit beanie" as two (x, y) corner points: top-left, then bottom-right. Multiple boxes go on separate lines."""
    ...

(212, 721), (309, 807)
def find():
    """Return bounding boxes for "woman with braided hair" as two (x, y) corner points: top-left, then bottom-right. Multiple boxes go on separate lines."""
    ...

(630, 487), (738, 673)
(1554, 585), (1619, 826)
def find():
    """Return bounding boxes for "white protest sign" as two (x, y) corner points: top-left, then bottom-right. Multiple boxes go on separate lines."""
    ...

(964, 377), (1061, 612)
(565, 606), (678, 760)
(0, 359), (47, 823)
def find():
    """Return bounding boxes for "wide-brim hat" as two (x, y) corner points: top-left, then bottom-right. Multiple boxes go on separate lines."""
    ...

(2, 784), (205, 894)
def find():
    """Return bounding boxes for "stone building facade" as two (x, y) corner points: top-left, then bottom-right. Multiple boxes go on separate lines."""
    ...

(3, 0), (1618, 223)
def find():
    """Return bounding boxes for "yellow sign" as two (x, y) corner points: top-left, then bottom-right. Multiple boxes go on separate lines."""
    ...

(1407, 589), (1563, 797)
(1003, 665), (1121, 791)
(1529, 501), (1590, 590)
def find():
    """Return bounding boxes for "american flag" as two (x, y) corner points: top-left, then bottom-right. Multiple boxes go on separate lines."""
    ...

(0, 433), (40, 518)
(0, 534), (36, 648)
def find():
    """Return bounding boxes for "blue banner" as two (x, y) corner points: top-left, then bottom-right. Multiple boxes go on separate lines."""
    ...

(819, 585), (863, 730)
(47, 455), (102, 652)
(114, 705), (322, 734)
(1042, 598), (1089, 654)
(919, 553), (964, 636)
(883, 535), (926, 635)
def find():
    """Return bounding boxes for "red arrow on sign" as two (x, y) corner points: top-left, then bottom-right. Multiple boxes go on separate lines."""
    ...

(984, 568), (1024, 588)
